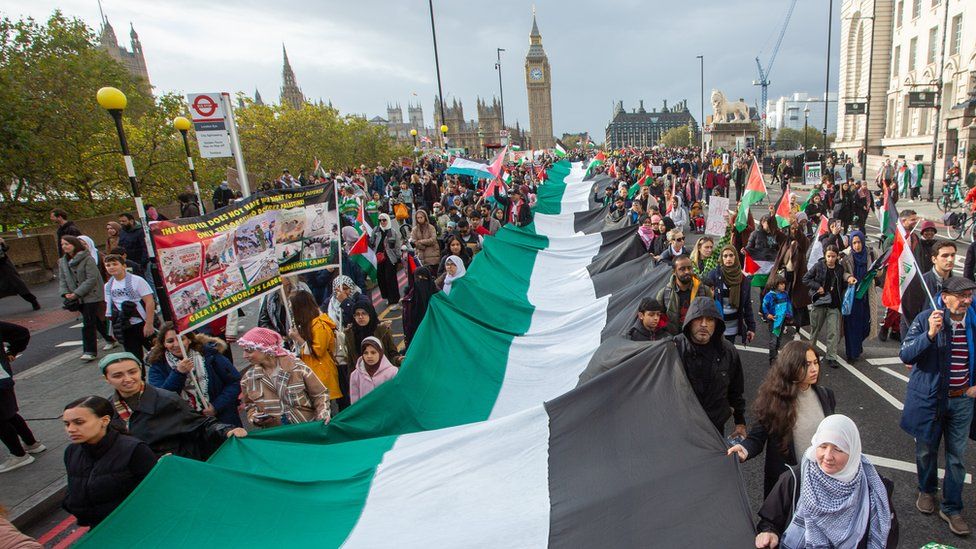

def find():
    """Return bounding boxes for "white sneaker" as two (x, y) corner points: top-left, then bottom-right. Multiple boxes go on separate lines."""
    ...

(80, 353), (96, 362)
(0, 454), (34, 473)
(102, 341), (119, 351)
(24, 442), (46, 454)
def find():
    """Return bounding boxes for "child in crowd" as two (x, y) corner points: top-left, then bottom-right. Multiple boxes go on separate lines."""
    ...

(628, 297), (669, 341)
(348, 337), (398, 404)
(761, 275), (793, 362)
(103, 254), (155, 361)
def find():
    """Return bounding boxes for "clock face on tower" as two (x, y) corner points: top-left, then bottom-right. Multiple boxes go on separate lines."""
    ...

(530, 68), (543, 81)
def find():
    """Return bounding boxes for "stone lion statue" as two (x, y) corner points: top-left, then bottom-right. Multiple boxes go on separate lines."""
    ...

(710, 90), (750, 123)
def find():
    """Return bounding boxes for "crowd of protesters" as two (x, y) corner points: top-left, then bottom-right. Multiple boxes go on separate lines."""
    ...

(6, 140), (976, 545)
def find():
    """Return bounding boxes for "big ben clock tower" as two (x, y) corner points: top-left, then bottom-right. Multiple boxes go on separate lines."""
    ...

(525, 10), (554, 149)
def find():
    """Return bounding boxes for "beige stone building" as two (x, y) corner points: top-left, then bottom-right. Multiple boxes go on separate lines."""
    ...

(525, 12), (554, 149)
(98, 17), (151, 92)
(835, 0), (976, 184)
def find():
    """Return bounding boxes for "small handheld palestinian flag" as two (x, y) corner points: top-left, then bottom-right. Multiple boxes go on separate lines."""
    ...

(744, 252), (774, 288)
(773, 184), (792, 228)
(554, 140), (568, 158)
(586, 152), (606, 176)
(735, 159), (766, 231)
(855, 248), (891, 299)
(806, 216), (830, 271)
(349, 200), (377, 281)
(877, 183), (898, 246)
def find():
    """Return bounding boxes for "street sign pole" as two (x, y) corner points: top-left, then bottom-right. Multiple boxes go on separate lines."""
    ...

(221, 93), (251, 197)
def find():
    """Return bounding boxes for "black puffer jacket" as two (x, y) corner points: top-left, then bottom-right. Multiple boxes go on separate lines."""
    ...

(672, 297), (746, 434)
(62, 428), (157, 527)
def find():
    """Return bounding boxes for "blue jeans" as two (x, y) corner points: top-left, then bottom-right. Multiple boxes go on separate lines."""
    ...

(915, 395), (975, 515)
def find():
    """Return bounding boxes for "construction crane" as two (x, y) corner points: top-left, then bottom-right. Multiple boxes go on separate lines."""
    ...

(754, 0), (798, 149)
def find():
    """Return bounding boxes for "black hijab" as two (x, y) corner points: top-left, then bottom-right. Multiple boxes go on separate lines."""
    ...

(351, 302), (379, 354)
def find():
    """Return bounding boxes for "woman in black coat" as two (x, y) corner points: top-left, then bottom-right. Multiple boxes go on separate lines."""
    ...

(62, 395), (157, 527)
(728, 341), (835, 497)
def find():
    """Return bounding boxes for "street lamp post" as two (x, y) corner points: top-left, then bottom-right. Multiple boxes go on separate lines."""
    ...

(96, 86), (170, 320)
(440, 124), (448, 151)
(495, 48), (506, 144)
(428, 0), (447, 148)
(804, 106), (811, 154)
(410, 128), (418, 162)
(696, 55), (704, 156)
(173, 116), (205, 216)
(823, 0), (833, 152)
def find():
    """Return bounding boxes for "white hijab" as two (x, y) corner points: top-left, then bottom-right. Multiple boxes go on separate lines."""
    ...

(804, 414), (862, 483)
(442, 255), (467, 295)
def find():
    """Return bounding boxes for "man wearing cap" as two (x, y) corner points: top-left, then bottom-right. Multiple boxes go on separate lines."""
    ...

(100, 353), (246, 460)
(493, 183), (532, 227)
(900, 276), (976, 536)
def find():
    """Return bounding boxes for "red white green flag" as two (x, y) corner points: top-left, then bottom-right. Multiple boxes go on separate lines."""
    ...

(735, 159), (766, 231)
(586, 151), (606, 175)
(773, 183), (792, 228)
(743, 252), (775, 288)
(349, 200), (377, 280)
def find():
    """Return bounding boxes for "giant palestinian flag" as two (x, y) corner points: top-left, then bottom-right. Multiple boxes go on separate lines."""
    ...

(79, 163), (754, 548)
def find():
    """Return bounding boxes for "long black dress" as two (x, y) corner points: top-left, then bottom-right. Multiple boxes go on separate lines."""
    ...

(374, 229), (401, 304)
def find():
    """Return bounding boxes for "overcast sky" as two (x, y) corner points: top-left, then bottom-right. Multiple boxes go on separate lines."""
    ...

(4, 0), (841, 139)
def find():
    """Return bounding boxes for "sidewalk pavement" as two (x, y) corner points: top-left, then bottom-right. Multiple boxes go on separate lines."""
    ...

(1, 278), (78, 334)
(1, 301), (257, 530)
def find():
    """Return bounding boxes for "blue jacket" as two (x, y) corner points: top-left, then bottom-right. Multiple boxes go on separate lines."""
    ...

(899, 301), (976, 445)
(147, 344), (242, 427)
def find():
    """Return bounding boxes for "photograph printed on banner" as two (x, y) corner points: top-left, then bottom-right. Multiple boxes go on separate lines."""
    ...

(277, 242), (303, 263)
(241, 250), (278, 287)
(170, 281), (211, 318)
(304, 203), (335, 237)
(234, 214), (275, 262)
(301, 235), (332, 260)
(274, 208), (306, 245)
(204, 268), (245, 301)
(158, 243), (202, 291)
(204, 233), (237, 275)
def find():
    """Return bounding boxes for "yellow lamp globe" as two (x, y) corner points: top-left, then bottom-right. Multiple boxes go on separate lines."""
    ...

(96, 87), (127, 111)
(173, 116), (192, 132)
(440, 125), (448, 134)
(410, 129), (418, 136)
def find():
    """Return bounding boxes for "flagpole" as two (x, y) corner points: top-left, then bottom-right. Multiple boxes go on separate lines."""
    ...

(334, 180), (343, 284)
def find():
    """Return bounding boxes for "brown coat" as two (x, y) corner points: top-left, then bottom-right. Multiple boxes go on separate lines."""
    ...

(240, 356), (329, 425)
(768, 231), (811, 310)
(411, 212), (441, 267)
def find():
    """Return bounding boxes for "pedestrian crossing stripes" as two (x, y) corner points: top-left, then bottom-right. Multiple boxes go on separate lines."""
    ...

(54, 341), (83, 348)
(879, 367), (910, 382)
(866, 356), (904, 365)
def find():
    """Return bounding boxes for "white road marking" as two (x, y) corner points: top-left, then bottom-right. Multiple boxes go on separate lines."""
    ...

(866, 453), (972, 484)
(866, 356), (904, 365)
(799, 328), (904, 410)
(734, 345), (768, 355)
(879, 367), (910, 382)
(54, 341), (83, 348)
(70, 323), (83, 329)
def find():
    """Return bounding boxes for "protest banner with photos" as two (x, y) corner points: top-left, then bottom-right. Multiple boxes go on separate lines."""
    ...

(150, 184), (339, 334)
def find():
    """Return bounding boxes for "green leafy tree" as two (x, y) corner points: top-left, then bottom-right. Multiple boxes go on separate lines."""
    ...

(660, 126), (692, 148)
(0, 12), (406, 229)
(773, 127), (836, 150)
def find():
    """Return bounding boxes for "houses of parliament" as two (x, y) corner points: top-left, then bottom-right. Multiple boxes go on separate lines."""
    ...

(373, 12), (556, 153)
(99, 9), (557, 155)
